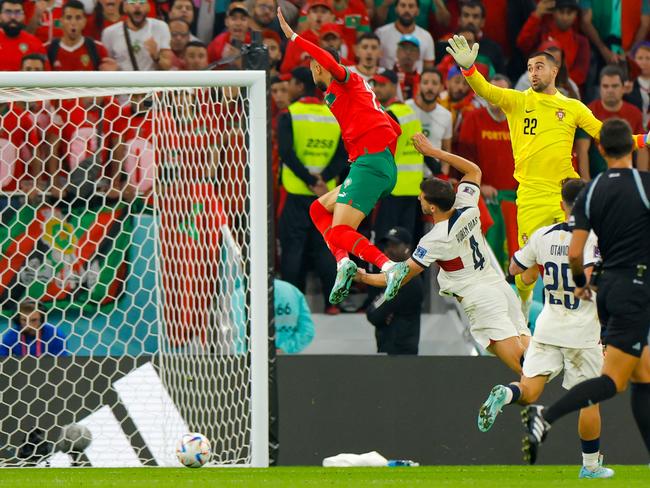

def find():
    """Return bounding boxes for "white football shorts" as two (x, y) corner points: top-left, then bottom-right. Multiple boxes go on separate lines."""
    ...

(523, 339), (604, 390)
(460, 280), (530, 349)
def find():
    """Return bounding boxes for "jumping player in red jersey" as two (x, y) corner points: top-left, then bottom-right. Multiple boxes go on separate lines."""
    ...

(278, 8), (410, 303)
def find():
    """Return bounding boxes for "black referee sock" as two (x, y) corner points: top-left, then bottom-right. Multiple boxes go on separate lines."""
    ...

(544, 375), (617, 425)
(631, 382), (650, 454)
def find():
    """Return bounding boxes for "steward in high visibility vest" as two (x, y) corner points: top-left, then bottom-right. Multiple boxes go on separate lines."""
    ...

(386, 100), (424, 196)
(282, 97), (341, 195)
(370, 69), (425, 247)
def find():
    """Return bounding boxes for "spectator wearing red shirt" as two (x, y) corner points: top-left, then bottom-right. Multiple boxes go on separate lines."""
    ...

(46, 0), (117, 70)
(438, 0), (504, 75)
(207, 1), (251, 68)
(298, 0), (369, 58)
(24, 0), (64, 44)
(168, 17), (190, 68)
(280, 0), (334, 73)
(0, 102), (39, 196)
(394, 34), (420, 101)
(318, 23), (353, 66)
(19, 53), (62, 191)
(438, 64), (477, 139)
(517, 0), (590, 87)
(113, 93), (170, 198)
(84, 0), (123, 40)
(0, 0), (46, 70)
(263, 28), (282, 78)
(576, 65), (648, 180)
(182, 39), (207, 69)
(457, 74), (519, 268)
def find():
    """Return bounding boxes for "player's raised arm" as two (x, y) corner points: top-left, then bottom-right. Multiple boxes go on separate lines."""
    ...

(445, 35), (516, 113)
(412, 133), (481, 185)
(576, 103), (650, 151)
(277, 7), (347, 83)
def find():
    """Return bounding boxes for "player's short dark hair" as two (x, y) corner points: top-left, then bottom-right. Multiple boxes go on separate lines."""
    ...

(561, 178), (586, 207)
(185, 40), (207, 50)
(323, 47), (340, 64)
(168, 17), (191, 28)
(420, 178), (456, 212)
(356, 32), (380, 45)
(599, 118), (634, 159)
(21, 53), (46, 68)
(455, 24), (478, 37)
(460, 0), (485, 17)
(490, 73), (512, 88)
(62, 0), (85, 13)
(421, 67), (442, 83)
(599, 64), (626, 84)
(528, 50), (559, 67)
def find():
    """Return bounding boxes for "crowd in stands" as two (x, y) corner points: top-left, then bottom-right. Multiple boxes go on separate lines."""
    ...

(1, 0), (650, 349)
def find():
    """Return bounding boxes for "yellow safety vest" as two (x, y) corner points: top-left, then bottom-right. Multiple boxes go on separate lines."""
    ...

(282, 101), (341, 196)
(389, 102), (424, 196)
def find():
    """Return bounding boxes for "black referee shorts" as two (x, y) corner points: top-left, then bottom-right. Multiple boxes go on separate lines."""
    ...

(596, 270), (650, 358)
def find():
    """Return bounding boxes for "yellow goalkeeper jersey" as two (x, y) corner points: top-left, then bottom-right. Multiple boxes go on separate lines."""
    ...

(464, 68), (601, 198)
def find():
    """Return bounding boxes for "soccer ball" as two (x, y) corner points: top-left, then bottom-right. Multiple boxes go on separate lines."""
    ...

(176, 433), (211, 468)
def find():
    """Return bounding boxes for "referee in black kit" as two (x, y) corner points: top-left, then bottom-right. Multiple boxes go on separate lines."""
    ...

(522, 118), (650, 464)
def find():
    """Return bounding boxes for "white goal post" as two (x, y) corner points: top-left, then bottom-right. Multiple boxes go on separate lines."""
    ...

(0, 71), (269, 467)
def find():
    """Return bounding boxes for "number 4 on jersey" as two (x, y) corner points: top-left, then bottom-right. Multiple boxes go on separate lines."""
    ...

(469, 235), (485, 270)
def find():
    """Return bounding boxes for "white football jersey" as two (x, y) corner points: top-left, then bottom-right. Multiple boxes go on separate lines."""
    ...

(513, 223), (600, 349)
(412, 181), (502, 296)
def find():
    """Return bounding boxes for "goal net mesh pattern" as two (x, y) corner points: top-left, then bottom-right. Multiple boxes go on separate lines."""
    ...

(0, 84), (259, 467)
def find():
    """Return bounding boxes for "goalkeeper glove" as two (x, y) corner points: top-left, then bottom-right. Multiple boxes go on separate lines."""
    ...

(445, 34), (480, 70)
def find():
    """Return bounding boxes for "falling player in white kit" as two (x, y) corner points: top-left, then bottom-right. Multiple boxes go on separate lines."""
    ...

(356, 134), (530, 373)
(476, 179), (614, 479)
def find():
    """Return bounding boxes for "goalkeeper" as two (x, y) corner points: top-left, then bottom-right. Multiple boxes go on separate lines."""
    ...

(445, 35), (649, 310)
(277, 8), (410, 304)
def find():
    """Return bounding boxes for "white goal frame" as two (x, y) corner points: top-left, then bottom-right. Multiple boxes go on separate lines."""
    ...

(0, 71), (269, 468)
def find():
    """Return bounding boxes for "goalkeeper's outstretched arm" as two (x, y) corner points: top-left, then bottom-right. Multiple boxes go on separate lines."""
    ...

(446, 34), (518, 112)
(412, 133), (481, 186)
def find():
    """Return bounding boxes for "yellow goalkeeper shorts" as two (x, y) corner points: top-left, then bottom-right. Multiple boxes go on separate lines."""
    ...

(517, 199), (565, 247)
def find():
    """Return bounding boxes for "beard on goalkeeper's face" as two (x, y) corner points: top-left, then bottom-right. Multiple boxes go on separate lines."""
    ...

(2, 20), (23, 37)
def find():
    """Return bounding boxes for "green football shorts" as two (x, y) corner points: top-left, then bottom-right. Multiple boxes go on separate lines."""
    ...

(336, 148), (397, 215)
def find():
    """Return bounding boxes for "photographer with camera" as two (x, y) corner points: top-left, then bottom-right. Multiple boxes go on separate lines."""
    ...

(207, 2), (251, 69)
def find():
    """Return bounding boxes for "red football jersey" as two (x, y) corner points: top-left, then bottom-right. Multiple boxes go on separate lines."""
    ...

(0, 104), (39, 191)
(58, 97), (120, 170)
(0, 30), (46, 71)
(23, 1), (64, 44)
(46, 38), (109, 70)
(112, 103), (177, 194)
(324, 68), (401, 161)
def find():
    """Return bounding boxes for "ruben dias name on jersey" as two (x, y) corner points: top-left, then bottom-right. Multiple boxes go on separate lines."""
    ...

(411, 182), (502, 296)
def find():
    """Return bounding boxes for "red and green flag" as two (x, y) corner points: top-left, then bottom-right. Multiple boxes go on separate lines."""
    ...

(0, 202), (132, 315)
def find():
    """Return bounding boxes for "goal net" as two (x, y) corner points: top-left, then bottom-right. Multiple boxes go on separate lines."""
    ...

(0, 72), (269, 467)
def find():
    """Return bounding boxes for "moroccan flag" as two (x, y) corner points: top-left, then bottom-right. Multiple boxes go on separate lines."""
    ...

(159, 183), (227, 348)
(0, 201), (132, 314)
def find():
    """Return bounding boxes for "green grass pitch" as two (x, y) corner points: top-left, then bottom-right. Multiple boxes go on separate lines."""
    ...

(2, 466), (649, 487)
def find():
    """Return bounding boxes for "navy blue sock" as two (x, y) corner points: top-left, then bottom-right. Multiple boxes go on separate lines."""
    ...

(581, 438), (600, 454)
(545, 375), (617, 424)
(507, 384), (521, 404)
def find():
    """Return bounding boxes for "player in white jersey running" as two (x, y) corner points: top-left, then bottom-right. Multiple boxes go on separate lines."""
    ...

(357, 134), (530, 373)
(476, 179), (613, 479)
